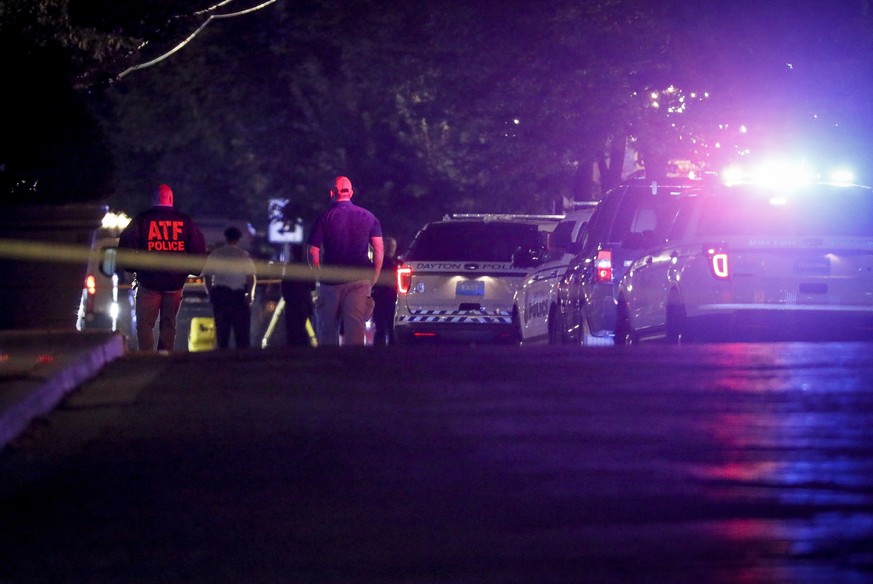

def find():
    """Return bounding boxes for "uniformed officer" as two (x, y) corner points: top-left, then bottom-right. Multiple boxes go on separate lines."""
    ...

(202, 226), (257, 349)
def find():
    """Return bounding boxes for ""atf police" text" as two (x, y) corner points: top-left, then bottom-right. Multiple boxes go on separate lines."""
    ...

(147, 220), (186, 251)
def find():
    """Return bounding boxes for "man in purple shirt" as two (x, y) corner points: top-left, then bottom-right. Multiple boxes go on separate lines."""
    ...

(307, 176), (383, 346)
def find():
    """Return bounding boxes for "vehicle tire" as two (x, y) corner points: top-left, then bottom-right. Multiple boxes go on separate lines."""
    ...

(665, 297), (687, 344)
(547, 305), (561, 345)
(614, 298), (633, 345)
(511, 307), (524, 345)
(581, 310), (613, 347)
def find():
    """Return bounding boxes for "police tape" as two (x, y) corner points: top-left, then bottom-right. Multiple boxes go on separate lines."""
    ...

(0, 238), (392, 286)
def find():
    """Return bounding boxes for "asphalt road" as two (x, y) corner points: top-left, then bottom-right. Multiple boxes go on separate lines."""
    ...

(1, 342), (872, 583)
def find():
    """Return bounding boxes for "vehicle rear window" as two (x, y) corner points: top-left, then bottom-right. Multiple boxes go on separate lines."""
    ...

(610, 188), (685, 245)
(406, 222), (542, 261)
(697, 187), (873, 237)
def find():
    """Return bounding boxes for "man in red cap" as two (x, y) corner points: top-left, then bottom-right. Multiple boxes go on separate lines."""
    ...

(119, 183), (208, 351)
(307, 175), (383, 346)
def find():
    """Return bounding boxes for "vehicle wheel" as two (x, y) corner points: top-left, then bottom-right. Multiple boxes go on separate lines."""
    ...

(614, 298), (633, 345)
(511, 307), (524, 345)
(581, 311), (613, 347)
(547, 306), (561, 345)
(665, 298), (687, 344)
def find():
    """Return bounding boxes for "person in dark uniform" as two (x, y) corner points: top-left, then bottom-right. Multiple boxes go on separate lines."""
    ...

(202, 226), (257, 349)
(118, 184), (207, 351)
(307, 175), (383, 346)
(281, 243), (315, 347)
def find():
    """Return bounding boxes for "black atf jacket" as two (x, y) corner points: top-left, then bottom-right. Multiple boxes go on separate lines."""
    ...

(118, 206), (208, 291)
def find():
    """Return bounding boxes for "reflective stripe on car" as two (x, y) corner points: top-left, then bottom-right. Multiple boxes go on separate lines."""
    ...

(398, 309), (513, 324)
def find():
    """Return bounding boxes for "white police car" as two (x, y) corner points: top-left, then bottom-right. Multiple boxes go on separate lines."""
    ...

(615, 166), (873, 342)
(513, 203), (597, 344)
(394, 213), (563, 344)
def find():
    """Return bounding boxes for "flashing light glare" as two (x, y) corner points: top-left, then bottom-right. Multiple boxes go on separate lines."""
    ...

(721, 165), (745, 185)
(397, 266), (412, 294)
(769, 197), (788, 206)
(722, 161), (816, 189)
(85, 274), (97, 295)
(753, 161), (813, 189)
(829, 169), (854, 184)
(102, 211), (132, 230)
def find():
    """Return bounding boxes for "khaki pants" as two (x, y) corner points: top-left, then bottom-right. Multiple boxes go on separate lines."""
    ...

(314, 281), (374, 346)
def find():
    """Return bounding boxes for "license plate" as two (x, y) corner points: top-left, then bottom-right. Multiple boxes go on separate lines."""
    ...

(456, 280), (485, 296)
(794, 257), (830, 276)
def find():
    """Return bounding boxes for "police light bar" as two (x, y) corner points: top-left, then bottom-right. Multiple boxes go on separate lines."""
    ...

(720, 161), (857, 189)
(828, 168), (855, 184)
(721, 160), (813, 189)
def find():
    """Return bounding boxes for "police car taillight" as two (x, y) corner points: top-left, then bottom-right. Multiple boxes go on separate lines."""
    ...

(85, 274), (97, 295)
(595, 250), (612, 282)
(706, 247), (729, 280)
(397, 265), (412, 294)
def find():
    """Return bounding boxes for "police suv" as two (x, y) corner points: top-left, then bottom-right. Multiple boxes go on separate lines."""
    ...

(513, 203), (597, 344)
(394, 213), (563, 344)
(557, 176), (701, 345)
(616, 167), (873, 343)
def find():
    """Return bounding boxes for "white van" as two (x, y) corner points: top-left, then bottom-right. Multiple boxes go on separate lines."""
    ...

(76, 212), (136, 345)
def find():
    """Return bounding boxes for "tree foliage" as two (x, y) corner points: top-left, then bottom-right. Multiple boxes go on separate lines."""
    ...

(100, 0), (691, 243)
(5, 0), (873, 248)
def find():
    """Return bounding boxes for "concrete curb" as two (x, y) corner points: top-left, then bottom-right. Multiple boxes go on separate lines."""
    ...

(0, 331), (126, 449)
